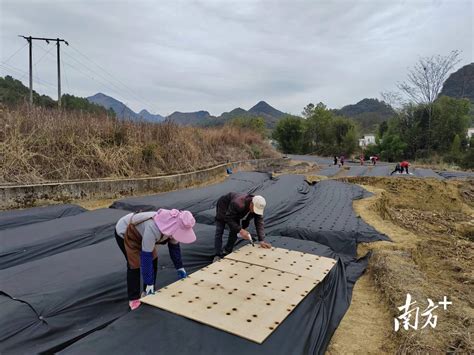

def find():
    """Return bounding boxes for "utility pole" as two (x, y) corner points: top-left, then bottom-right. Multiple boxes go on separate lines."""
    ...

(28, 36), (32, 105)
(19, 35), (69, 107)
(56, 39), (61, 107)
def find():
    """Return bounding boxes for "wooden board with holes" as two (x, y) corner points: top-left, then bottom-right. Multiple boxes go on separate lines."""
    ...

(226, 245), (337, 281)
(141, 253), (336, 344)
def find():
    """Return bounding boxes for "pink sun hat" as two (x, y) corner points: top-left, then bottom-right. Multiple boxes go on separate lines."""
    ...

(153, 209), (197, 244)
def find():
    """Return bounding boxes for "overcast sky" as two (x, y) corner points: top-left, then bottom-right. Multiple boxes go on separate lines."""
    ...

(1, 0), (472, 116)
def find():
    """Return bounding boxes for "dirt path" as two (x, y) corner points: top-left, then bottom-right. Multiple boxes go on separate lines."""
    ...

(326, 272), (394, 354)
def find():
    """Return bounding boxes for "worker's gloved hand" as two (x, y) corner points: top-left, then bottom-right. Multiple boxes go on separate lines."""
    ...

(238, 229), (251, 241)
(145, 285), (155, 295)
(177, 268), (187, 279)
(259, 241), (272, 249)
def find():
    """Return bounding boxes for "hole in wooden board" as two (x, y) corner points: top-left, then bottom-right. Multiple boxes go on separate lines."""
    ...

(291, 304), (296, 307)
(247, 319), (252, 322)
(287, 308), (291, 311)
(252, 314), (258, 318)
(216, 283), (221, 286)
(226, 312), (231, 315)
(207, 306), (212, 309)
(195, 296), (200, 299)
(178, 291), (183, 294)
(246, 297), (251, 300)
(274, 321), (280, 325)
(228, 292), (233, 295)
(171, 295), (176, 297)
(213, 302), (218, 305)
(246, 280), (250, 283)
(252, 293), (256, 296)
(211, 287), (215, 290)
(281, 289), (286, 292)
(213, 272), (218, 275)
(194, 283), (199, 285)
(269, 326), (274, 330)
(266, 303), (271, 306)
(285, 286), (289, 288)
(188, 300), (193, 303)
(233, 288), (238, 291)
(229, 276), (234, 279)
(232, 308), (237, 311)
(271, 298), (275, 301)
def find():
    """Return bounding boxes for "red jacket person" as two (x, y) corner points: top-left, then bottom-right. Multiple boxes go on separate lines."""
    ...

(214, 193), (271, 261)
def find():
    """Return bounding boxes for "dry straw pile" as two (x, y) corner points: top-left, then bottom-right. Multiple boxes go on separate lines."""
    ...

(0, 105), (277, 184)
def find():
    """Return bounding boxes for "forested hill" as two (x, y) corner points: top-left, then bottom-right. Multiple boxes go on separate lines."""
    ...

(333, 98), (396, 132)
(440, 63), (474, 103)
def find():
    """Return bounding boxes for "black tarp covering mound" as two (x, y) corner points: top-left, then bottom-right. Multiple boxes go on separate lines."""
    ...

(0, 204), (86, 231)
(195, 174), (315, 228)
(271, 180), (389, 256)
(60, 235), (369, 355)
(0, 208), (128, 270)
(110, 171), (272, 213)
(437, 170), (474, 179)
(196, 177), (389, 256)
(0, 239), (127, 354)
(413, 168), (443, 179)
(0, 223), (216, 355)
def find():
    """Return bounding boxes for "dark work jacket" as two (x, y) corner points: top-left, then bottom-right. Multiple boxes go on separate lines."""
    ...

(216, 192), (265, 241)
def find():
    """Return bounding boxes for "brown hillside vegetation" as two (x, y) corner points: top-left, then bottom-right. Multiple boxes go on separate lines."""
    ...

(0, 105), (278, 184)
(338, 176), (473, 353)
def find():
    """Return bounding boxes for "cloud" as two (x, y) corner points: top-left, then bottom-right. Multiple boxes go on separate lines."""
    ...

(1, 0), (472, 116)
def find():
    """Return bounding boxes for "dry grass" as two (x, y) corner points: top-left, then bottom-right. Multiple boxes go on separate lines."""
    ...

(344, 177), (474, 353)
(0, 105), (278, 184)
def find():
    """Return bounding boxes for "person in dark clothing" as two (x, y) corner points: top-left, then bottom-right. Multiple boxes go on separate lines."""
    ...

(213, 193), (271, 261)
(334, 156), (338, 165)
(390, 163), (402, 175)
(340, 155), (345, 166)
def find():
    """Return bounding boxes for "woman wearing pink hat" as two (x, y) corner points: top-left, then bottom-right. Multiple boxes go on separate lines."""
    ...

(115, 209), (197, 310)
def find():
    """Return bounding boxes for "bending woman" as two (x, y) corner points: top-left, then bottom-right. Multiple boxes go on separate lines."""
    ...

(115, 209), (197, 310)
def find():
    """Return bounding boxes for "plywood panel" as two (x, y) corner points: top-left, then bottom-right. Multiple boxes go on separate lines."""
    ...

(226, 245), (337, 281)
(141, 249), (337, 343)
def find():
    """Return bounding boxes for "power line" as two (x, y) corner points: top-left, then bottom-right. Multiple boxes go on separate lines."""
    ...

(68, 44), (159, 113)
(18, 42), (56, 82)
(2, 42), (28, 64)
(0, 62), (56, 87)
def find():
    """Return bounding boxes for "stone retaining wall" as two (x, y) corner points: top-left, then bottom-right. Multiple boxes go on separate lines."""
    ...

(0, 158), (287, 210)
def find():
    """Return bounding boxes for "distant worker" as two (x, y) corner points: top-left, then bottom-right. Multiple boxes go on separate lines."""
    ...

(340, 155), (345, 166)
(115, 209), (197, 310)
(400, 160), (410, 174)
(213, 193), (271, 262)
(390, 163), (402, 175)
(334, 156), (338, 166)
(370, 155), (378, 165)
(359, 154), (365, 166)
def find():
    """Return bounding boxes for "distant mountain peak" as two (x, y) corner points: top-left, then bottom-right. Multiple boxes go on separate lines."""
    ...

(87, 93), (164, 122)
(248, 100), (285, 118)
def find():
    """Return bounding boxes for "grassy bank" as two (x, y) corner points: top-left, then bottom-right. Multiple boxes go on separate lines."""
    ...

(0, 105), (278, 184)
(340, 176), (473, 353)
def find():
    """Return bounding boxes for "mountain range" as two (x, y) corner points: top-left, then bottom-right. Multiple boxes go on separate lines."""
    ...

(87, 93), (165, 122)
(87, 93), (286, 128)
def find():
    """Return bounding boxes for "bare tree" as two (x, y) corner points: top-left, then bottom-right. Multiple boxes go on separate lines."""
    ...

(397, 50), (461, 105)
(380, 91), (405, 111)
(397, 50), (461, 151)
